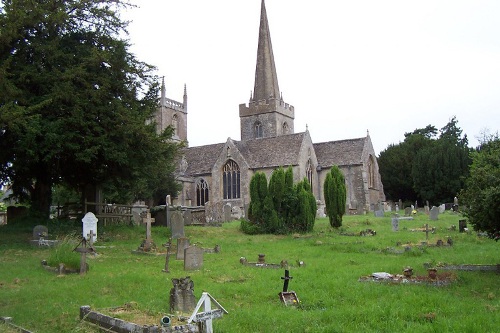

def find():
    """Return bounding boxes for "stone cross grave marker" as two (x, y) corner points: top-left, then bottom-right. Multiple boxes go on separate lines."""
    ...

(82, 212), (98, 243)
(141, 209), (155, 250)
(184, 246), (203, 271)
(188, 292), (228, 333)
(171, 210), (184, 239)
(429, 206), (439, 220)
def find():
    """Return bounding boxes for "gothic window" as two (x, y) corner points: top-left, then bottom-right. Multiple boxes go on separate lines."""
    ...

(254, 121), (263, 138)
(172, 114), (179, 136)
(306, 159), (313, 192)
(223, 160), (241, 200)
(283, 122), (289, 134)
(368, 155), (375, 188)
(196, 179), (209, 206)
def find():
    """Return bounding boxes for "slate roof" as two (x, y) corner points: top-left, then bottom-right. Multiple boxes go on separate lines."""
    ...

(314, 137), (366, 167)
(181, 142), (226, 175)
(236, 132), (306, 169)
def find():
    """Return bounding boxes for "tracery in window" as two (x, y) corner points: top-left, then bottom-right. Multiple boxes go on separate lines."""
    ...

(196, 178), (209, 206)
(223, 160), (240, 199)
(254, 121), (263, 138)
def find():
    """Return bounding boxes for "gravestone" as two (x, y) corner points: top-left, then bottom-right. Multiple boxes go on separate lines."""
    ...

(176, 237), (190, 260)
(139, 209), (156, 251)
(184, 246), (204, 271)
(395, 204), (399, 213)
(33, 225), (48, 240)
(169, 277), (196, 313)
(374, 210), (384, 217)
(223, 204), (232, 222)
(391, 217), (399, 231)
(404, 207), (412, 217)
(82, 212), (98, 242)
(429, 206), (439, 220)
(171, 210), (184, 239)
(459, 219), (467, 232)
(398, 199), (403, 210)
(183, 210), (193, 225)
(424, 205), (430, 215)
(188, 292), (228, 333)
(438, 204), (446, 213)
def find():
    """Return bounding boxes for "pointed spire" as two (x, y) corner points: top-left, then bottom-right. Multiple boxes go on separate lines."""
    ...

(253, 0), (280, 102)
(160, 76), (166, 107)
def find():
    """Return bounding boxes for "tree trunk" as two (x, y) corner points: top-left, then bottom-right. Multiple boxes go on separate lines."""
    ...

(31, 176), (53, 219)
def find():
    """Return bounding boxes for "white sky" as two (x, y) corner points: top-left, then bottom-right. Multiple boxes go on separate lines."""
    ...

(122, 0), (500, 155)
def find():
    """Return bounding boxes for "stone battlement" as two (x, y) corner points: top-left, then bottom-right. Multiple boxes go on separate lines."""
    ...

(239, 98), (294, 118)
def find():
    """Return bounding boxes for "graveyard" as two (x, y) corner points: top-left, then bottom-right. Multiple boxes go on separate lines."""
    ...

(0, 211), (499, 332)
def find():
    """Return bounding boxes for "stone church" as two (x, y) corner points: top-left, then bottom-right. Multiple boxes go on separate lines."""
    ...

(156, 0), (385, 222)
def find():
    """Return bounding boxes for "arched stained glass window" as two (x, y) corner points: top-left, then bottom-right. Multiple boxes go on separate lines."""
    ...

(223, 160), (240, 199)
(196, 179), (209, 206)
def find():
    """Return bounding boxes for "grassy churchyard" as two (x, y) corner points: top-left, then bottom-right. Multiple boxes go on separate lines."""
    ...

(0, 212), (499, 333)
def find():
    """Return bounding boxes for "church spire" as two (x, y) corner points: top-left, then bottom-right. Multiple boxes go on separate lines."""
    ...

(160, 76), (166, 107)
(253, 0), (280, 102)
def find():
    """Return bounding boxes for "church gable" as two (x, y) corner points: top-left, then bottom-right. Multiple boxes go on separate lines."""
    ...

(181, 143), (226, 175)
(313, 137), (366, 168)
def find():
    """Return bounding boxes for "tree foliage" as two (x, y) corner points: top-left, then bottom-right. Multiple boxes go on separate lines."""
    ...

(242, 167), (316, 234)
(460, 134), (500, 240)
(324, 165), (346, 228)
(378, 117), (472, 205)
(0, 0), (181, 217)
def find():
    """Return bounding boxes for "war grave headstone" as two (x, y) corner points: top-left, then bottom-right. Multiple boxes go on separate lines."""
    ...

(184, 246), (204, 271)
(82, 212), (98, 243)
(171, 210), (185, 239)
(176, 237), (190, 260)
(429, 206), (439, 220)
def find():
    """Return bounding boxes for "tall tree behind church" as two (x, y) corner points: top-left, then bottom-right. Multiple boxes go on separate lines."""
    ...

(0, 0), (179, 217)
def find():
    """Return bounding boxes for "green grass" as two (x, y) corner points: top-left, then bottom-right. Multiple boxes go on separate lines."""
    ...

(0, 212), (499, 332)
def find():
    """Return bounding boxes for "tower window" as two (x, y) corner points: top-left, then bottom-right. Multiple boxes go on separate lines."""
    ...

(283, 122), (289, 134)
(255, 121), (263, 138)
(172, 114), (179, 136)
(223, 160), (241, 199)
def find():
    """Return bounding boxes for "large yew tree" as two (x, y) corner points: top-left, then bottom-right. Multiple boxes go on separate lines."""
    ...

(0, 0), (180, 217)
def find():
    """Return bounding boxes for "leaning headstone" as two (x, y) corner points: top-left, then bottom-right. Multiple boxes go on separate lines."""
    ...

(33, 225), (48, 240)
(184, 246), (203, 271)
(169, 276), (196, 313)
(391, 217), (399, 231)
(82, 212), (98, 242)
(429, 206), (439, 221)
(223, 204), (232, 222)
(171, 210), (184, 239)
(176, 237), (190, 260)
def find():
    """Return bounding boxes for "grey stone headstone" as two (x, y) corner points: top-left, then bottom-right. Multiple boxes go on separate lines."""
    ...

(33, 225), (48, 240)
(404, 207), (412, 217)
(429, 206), (439, 220)
(183, 210), (193, 225)
(391, 217), (399, 231)
(170, 210), (184, 239)
(395, 204), (399, 212)
(438, 204), (446, 213)
(169, 277), (196, 313)
(424, 205), (430, 215)
(82, 212), (98, 242)
(223, 204), (232, 222)
(374, 210), (384, 217)
(184, 246), (203, 271)
(176, 237), (190, 260)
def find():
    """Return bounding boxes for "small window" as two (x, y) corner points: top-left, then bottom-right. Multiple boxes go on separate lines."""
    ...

(172, 114), (179, 136)
(196, 179), (209, 206)
(368, 155), (375, 188)
(283, 122), (289, 134)
(306, 159), (313, 192)
(255, 121), (263, 138)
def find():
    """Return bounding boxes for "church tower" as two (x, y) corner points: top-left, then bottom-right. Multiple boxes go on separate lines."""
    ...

(239, 0), (294, 141)
(157, 77), (188, 144)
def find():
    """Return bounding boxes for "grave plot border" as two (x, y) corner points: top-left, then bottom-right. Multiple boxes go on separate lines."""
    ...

(80, 306), (199, 333)
(0, 316), (34, 333)
(423, 263), (500, 273)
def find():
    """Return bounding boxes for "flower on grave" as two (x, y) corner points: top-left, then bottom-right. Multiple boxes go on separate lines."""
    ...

(412, 210), (417, 215)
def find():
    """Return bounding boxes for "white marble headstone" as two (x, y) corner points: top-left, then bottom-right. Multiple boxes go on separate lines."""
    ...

(82, 212), (98, 242)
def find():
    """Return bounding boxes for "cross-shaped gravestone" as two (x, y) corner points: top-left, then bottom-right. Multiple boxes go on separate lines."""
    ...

(141, 210), (155, 251)
(281, 269), (293, 292)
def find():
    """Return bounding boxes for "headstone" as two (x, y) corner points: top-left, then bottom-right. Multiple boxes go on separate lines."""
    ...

(82, 212), (98, 242)
(429, 206), (439, 220)
(223, 204), (231, 222)
(404, 207), (412, 217)
(424, 205), (430, 215)
(176, 237), (190, 260)
(169, 277), (196, 313)
(395, 204), (399, 212)
(391, 217), (399, 231)
(459, 219), (467, 232)
(438, 204), (446, 213)
(33, 225), (48, 240)
(398, 200), (403, 210)
(171, 210), (184, 239)
(374, 210), (384, 217)
(184, 246), (204, 271)
(141, 210), (155, 250)
(183, 210), (193, 225)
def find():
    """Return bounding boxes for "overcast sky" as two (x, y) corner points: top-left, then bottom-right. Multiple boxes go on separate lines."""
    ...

(122, 0), (500, 155)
